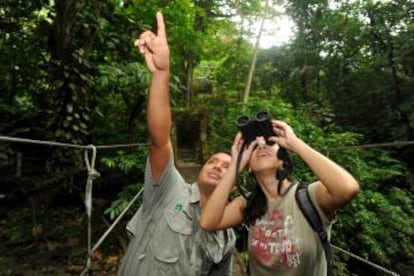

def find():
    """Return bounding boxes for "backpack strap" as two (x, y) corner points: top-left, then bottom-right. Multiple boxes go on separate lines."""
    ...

(295, 181), (333, 276)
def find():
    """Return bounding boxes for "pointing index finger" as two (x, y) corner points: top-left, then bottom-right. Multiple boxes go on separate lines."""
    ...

(156, 12), (166, 38)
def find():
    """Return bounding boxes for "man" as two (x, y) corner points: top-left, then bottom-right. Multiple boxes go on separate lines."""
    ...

(118, 12), (235, 276)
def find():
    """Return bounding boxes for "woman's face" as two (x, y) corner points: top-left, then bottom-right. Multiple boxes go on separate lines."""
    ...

(248, 137), (283, 173)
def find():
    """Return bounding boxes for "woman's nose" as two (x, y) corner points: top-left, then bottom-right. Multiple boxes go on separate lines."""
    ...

(255, 137), (267, 150)
(256, 136), (266, 145)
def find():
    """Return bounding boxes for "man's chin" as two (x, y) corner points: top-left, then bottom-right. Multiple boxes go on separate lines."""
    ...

(200, 175), (219, 185)
(199, 180), (219, 191)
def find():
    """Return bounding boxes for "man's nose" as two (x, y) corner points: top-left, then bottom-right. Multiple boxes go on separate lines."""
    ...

(213, 162), (222, 171)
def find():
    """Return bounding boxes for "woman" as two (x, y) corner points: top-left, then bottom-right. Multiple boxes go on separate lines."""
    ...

(199, 119), (359, 275)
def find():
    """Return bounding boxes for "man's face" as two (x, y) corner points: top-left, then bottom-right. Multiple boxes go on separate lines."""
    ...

(197, 152), (231, 190)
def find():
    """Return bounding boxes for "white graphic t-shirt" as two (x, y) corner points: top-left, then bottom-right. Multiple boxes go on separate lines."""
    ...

(248, 182), (333, 276)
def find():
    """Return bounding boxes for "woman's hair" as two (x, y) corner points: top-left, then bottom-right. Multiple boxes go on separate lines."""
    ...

(244, 182), (267, 225)
(243, 149), (293, 225)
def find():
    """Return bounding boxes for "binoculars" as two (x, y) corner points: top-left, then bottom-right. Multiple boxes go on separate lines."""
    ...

(235, 110), (275, 146)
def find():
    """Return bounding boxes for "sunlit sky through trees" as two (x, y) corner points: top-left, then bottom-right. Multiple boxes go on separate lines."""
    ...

(235, 3), (296, 49)
(254, 15), (295, 48)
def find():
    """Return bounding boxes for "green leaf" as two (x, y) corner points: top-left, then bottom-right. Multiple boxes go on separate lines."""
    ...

(66, 103), (73, 113)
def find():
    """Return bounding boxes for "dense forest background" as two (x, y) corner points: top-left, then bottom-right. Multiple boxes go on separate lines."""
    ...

(1, 0), (413, 275)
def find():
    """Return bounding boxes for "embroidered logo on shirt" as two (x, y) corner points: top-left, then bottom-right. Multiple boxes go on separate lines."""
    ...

(174, 203), (183, 212)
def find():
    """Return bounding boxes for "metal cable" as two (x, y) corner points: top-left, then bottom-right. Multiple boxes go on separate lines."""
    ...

(0, 135), (147, 150)
(96, 143), (147, 149)
(90, 187), (144, 254)
(0, 134), (409, 275)
(81, 145), (100, 276)
(327, 140), (414, 151)
(0, 135), (89, 149)
(1, 135), (412, 151)
(332, 245), (400, 276)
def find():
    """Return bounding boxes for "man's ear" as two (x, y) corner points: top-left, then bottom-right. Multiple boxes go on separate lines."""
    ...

(231, 184), (237, 193)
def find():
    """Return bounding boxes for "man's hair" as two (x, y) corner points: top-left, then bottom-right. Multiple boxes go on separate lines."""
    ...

(202, 150), (231, 166)
(214, 149), (231, 157)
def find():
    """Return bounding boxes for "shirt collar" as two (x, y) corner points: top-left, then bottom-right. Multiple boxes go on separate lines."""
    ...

(189, 182), (200, 204)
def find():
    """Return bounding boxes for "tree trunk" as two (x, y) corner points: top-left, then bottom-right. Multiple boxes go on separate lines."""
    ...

(242, 0), (269, 103)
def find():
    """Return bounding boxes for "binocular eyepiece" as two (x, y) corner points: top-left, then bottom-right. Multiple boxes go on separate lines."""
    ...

(235, 110), (275, 146)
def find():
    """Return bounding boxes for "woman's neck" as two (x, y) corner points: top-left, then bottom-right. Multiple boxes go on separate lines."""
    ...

(256, 173), (292, 200)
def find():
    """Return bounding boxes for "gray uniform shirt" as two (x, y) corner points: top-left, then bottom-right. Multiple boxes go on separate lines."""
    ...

(118, 153), (236, 276)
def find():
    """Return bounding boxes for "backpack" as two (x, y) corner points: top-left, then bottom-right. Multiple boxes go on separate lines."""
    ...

(295, 181), (333, 276)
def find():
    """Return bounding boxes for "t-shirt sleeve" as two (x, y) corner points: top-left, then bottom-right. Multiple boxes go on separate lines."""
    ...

(307, 182), (335, 226)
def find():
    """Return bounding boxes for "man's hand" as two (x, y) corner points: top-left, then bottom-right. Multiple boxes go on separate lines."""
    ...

(134, 12), (170, 73)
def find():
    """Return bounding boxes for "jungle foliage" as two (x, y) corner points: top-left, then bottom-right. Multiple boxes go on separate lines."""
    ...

(1, 0), (413, 275)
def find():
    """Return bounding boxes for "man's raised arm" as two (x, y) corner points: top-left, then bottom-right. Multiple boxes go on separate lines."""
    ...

(135, 12), (171, 182)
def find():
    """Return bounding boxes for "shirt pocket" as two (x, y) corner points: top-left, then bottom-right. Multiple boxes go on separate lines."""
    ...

(164, 208), (192, 235)
(151, 208), (193, 265)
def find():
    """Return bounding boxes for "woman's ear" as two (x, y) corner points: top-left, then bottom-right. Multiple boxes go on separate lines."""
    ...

(276, 169), (287, 181)
(277, 148), (289, 160)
